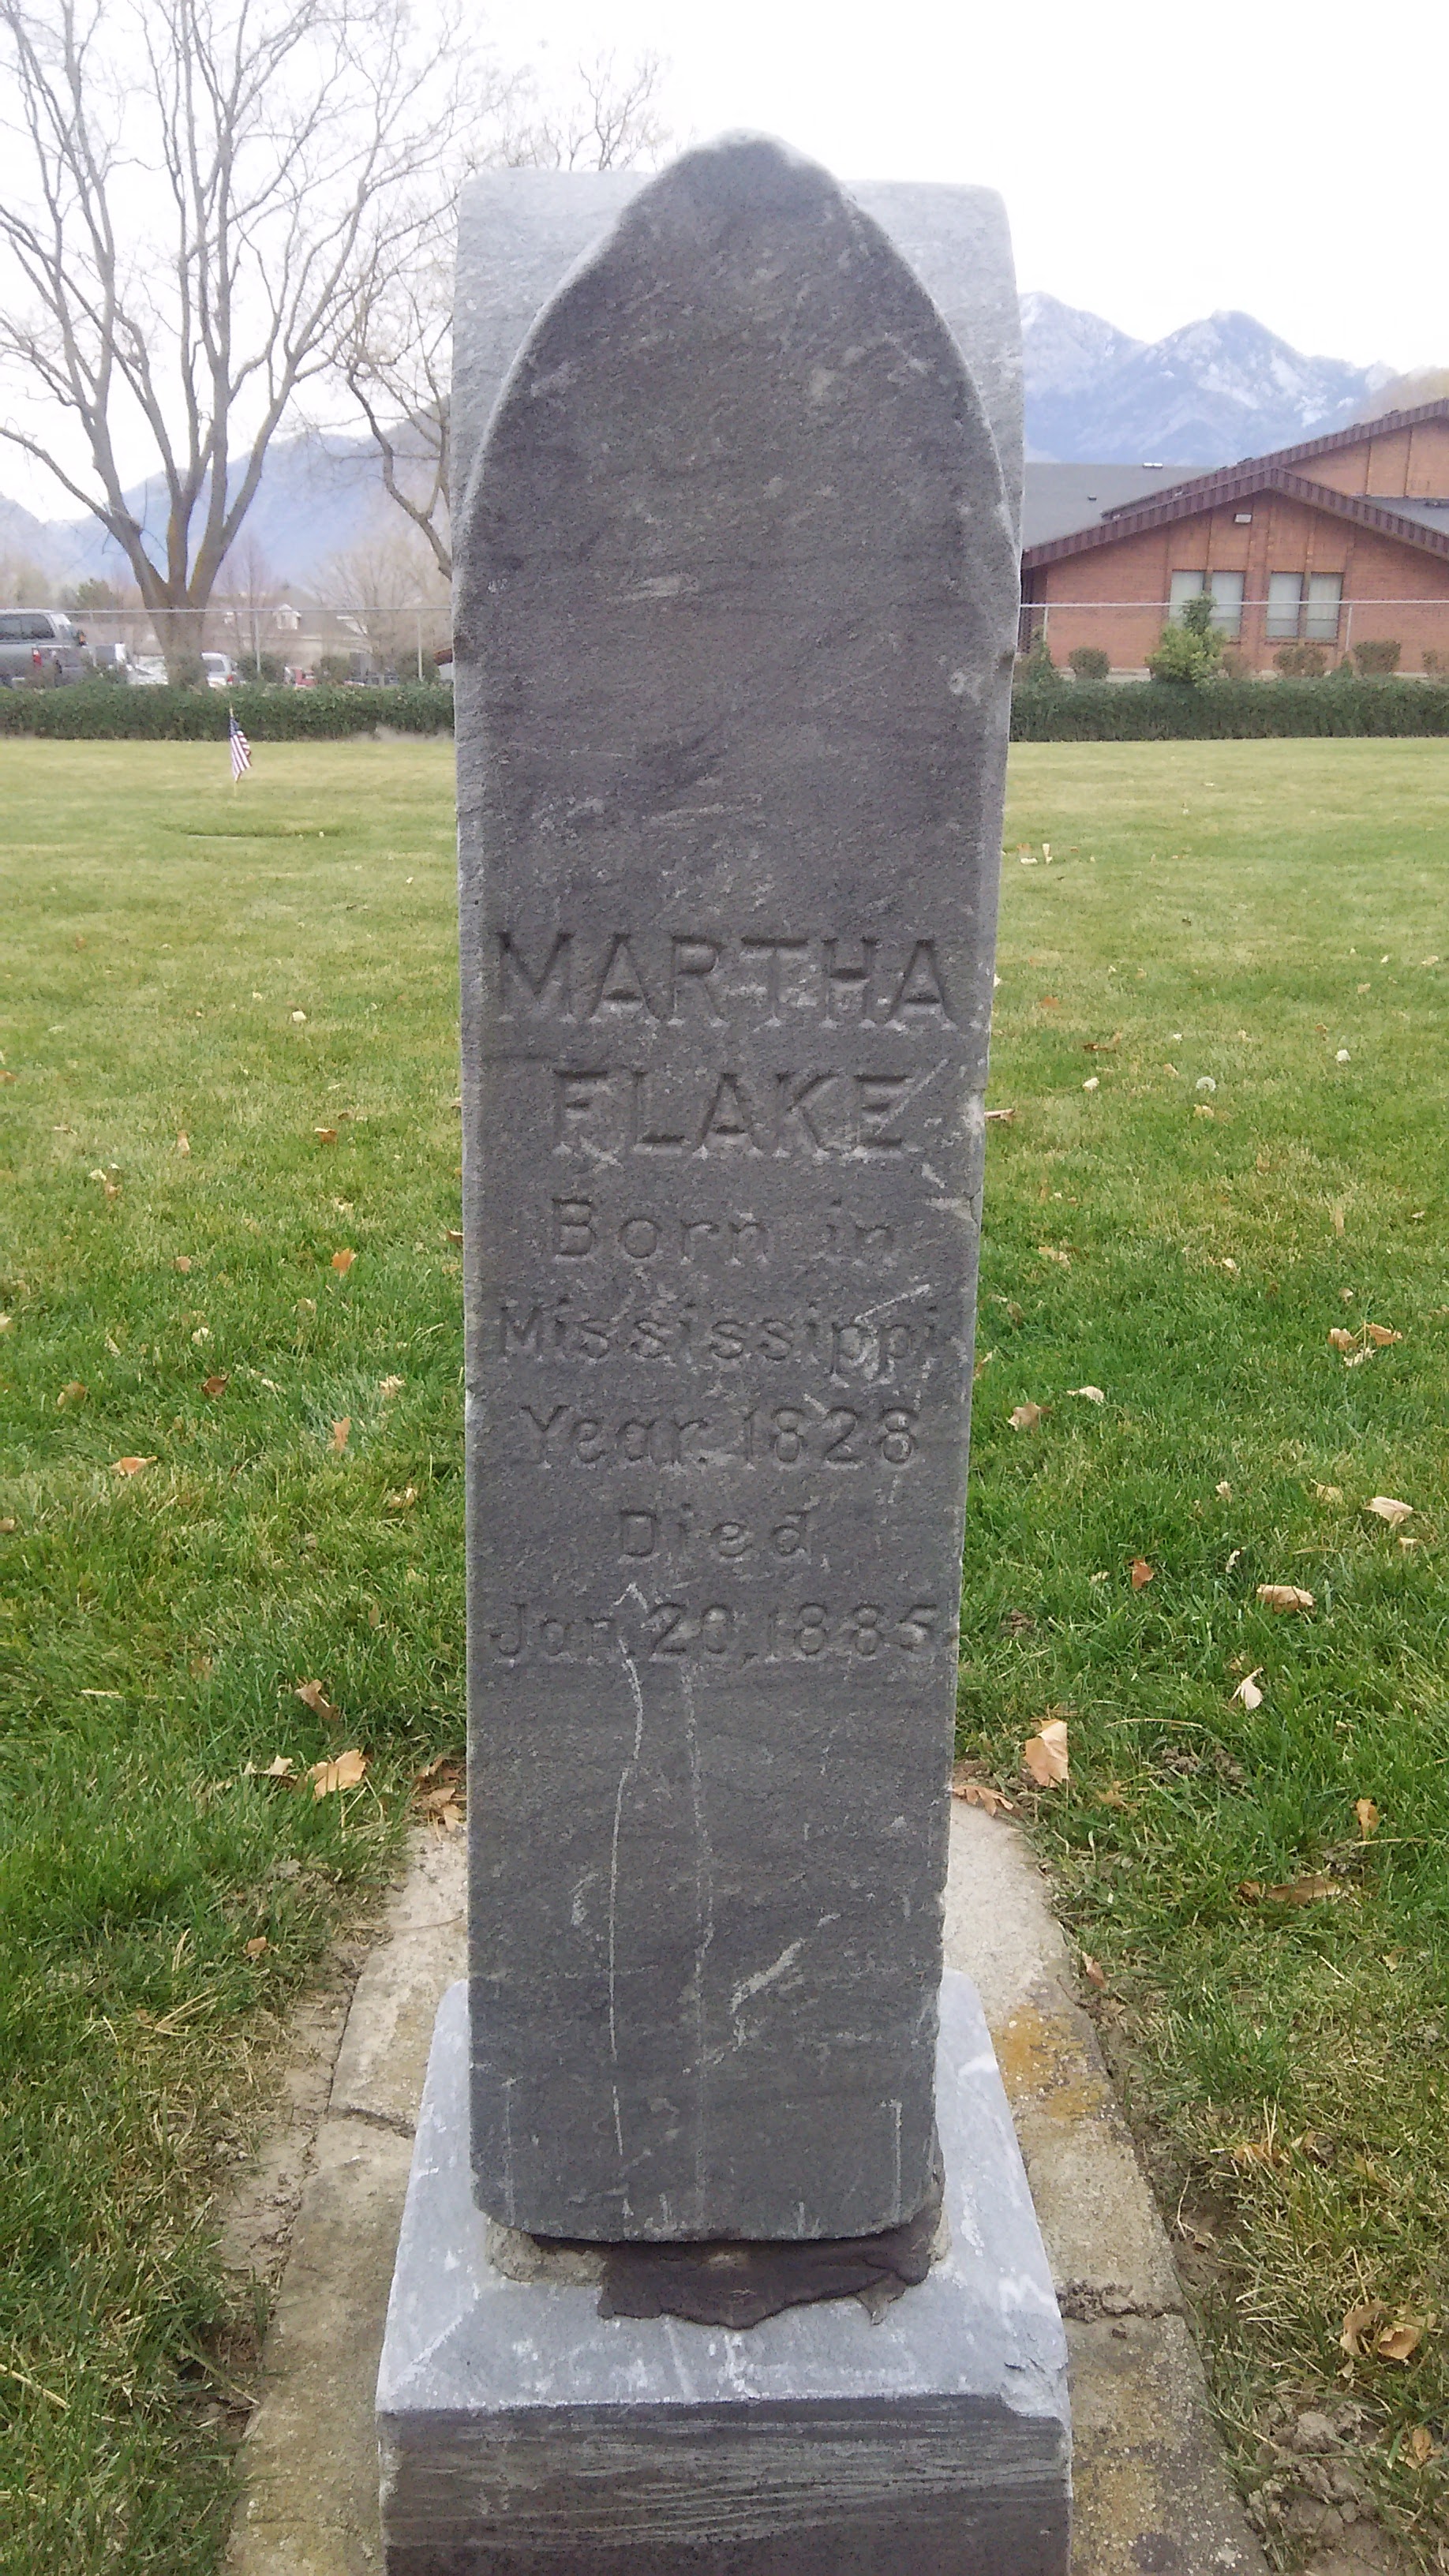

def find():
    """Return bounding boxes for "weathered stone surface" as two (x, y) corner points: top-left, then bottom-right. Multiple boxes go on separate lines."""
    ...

(377, 1975), (1069, 2574)
(452, 162), (1022, 536)
(455, 133), (1018, 2243)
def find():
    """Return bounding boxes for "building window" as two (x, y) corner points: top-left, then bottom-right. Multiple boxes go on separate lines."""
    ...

(1305, 573), (1343, 642)
(1266, 572), (1304, 640)
(1208, 571), (1245, 638)
(1170, 571), (1206, 620)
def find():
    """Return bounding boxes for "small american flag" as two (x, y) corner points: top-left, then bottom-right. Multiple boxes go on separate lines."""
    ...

(228, 705), (252, 781)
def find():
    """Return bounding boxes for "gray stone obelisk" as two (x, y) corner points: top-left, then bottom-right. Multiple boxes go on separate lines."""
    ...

(458, 133), (1016, 2245)
(378, 134), (1069, 2576)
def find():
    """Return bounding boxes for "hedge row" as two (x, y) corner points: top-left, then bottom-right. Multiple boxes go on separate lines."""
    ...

(6, 673), (1449, 747)
(1010, 677), (1449, 740)
(0, 680), (455, 739)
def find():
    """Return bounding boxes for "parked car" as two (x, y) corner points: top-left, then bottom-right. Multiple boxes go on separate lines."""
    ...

(201, 650), (240, 690)
(125, 656), (170, 687)
(0, 609), (90, 687)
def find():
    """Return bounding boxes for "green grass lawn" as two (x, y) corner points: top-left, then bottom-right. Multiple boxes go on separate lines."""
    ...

(1, 736), (1446, 2570)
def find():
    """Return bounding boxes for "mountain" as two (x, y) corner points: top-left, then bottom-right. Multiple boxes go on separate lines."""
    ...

(0, 428), (394, 595)
(0, 301), (1420, 589)
(1021, 293), (1396, 466)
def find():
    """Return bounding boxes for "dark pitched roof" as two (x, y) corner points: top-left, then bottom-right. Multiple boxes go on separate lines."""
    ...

(1097, 396), (1449, 519)
(1022, 459), (1449, 574)
(1021, 462), (1210, 549)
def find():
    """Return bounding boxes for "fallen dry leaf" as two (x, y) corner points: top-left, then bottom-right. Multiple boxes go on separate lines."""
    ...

(315, 1126), (339, 1144)
(1330, 1200), (1346, 1236)
(242, 1754), (296, 1781)
(201, 1373), (228, 1397)
(378, 1375), (405, 1399)
(1095, 1781), (1133, 1810)
(1408, 2427), (1435, 2466)
(443, 1226), (464, 1246)
(1083, 1031), (1123, 1053)
(1354, 1797), (1380, 1839)
(331, 1417), (350, 1454)
(57, 1380), (87, 1407)
(1037, 1243), (1071, 1267)
(1256, 1583), (1314, 1613)
(1193, 1103), (1216, 1118)
(1130, 1557), (1155, 1590)
(1314, 1483), (1344, 1503)
(309, 1747), (368, 1800)
(1069, 1384), (1106, 1403)
(384, 1484), (417, 1512)
(1216, 1481), (1232, 1499)
(1264, 1875), (1353, 1905)
(1022, 1716), (1069, 1788)
(110, 1455), (155, 1477)
(984, 1106), (1015, 1123)
(1231, 2135), (1286, 2170)
(174, 1255), (192, 1273)
(294, 1679), (342, 1726)
(0, 1518), (16, 1534)
(331, 1247), (355, 1275)
(243, 1935), (269, 1959)
(950, 1762), (1017, 1816)
(1082, 1075), (1099, 1092)
(1038, 994), (1061, 1009)
(175, 1131), (190, 1157)
(1365, 1322), (1401, 1348)
(1009, 1402), (1043, 1432)
(1233, 1669), (1264, 1712)
(1081, 1954), (1107, 1990)
(1367, 1496), (1413, 1528)
(1329, 1327), (1356, 1352)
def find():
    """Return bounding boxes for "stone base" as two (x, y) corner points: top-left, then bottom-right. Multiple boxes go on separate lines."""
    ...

(376, 1974), (1070, 2574)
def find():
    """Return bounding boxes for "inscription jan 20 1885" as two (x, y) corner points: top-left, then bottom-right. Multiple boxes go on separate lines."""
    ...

(456, 138), (1017, 2245)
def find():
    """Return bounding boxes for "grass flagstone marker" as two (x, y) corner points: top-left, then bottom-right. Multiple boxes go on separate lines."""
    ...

(378, 133), (1069, 2573)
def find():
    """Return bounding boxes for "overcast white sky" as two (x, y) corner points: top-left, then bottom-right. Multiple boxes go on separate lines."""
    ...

(498, 0), (1446, 368)
(3, 0), (1446, 523)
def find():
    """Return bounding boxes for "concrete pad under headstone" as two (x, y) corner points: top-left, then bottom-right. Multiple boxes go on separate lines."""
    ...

(224, 1810), (1267, 2576)
(376, 1972), (1069, 2576)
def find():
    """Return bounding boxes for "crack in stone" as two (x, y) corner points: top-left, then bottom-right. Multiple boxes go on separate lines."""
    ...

(331, 2102), (417, 2140)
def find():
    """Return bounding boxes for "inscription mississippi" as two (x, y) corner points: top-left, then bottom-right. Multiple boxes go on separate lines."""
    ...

(457, 139), (1017, 2242)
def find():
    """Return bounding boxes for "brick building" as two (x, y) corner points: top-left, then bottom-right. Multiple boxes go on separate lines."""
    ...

(1020, 399), (1449, 673)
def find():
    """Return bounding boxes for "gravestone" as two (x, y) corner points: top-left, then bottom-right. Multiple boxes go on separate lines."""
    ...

(452, 167), (1024, 546)
(379, 133), (1069, 2575)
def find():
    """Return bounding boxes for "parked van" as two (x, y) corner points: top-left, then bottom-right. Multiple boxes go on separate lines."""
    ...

(201, 651), (240, 690)
(0, 610), (89, 686)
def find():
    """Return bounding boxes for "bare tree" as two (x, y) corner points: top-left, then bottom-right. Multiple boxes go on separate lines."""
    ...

(0, 0), (500, 676)
(334, 51), (670, 582)
(495, 51), (672, 176)
(216, 529), (280, 678)
(322, 513), (448, 677)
